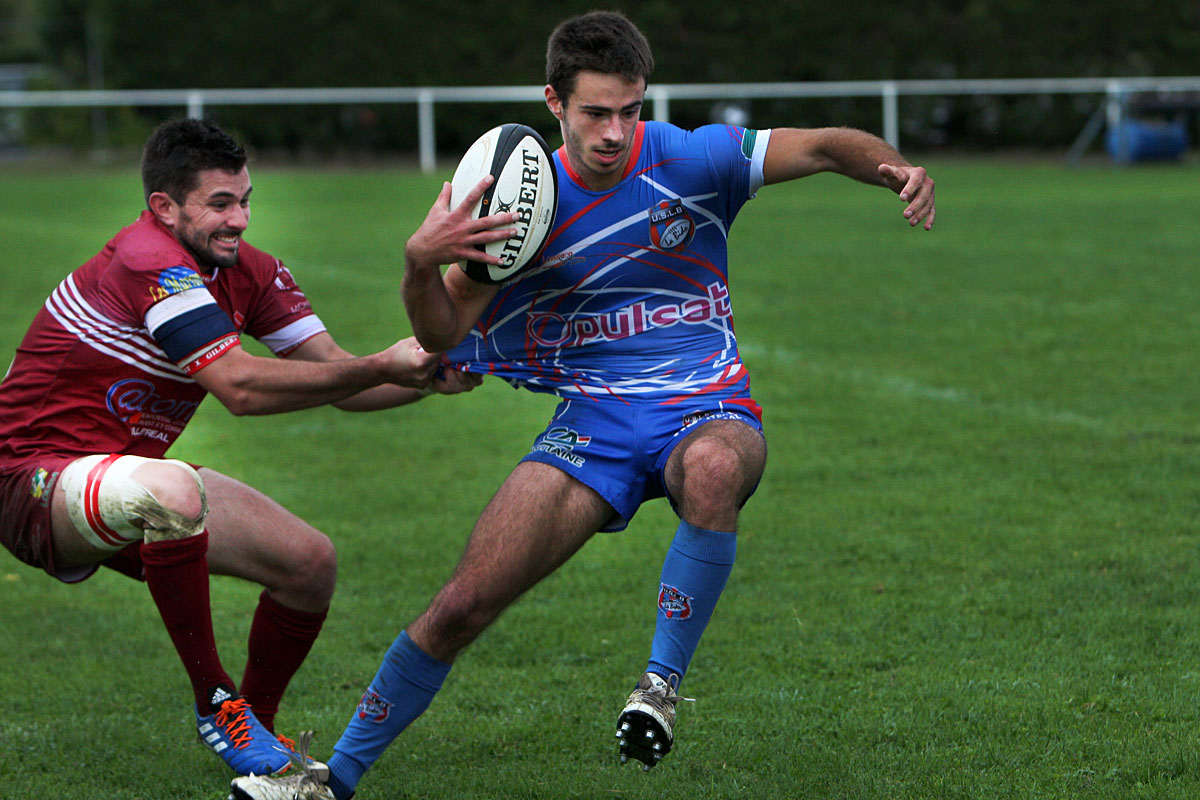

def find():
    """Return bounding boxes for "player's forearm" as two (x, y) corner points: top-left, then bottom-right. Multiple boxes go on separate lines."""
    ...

(765, 127), (910, 186)
(818, 127), (911, 186)
(332, 383), (428, 412)
(202, 349), (394, 416)
(402, 262), (465, 352)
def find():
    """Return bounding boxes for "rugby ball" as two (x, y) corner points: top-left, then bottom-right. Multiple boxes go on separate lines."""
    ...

(449, 123), (558, 284)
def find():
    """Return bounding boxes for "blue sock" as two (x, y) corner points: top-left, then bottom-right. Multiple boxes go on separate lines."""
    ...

(326, 630), (450, 799)
(646, 520), (737, 683)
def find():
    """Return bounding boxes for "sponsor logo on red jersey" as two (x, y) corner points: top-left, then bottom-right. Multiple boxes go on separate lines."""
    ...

(149, 265), (205, 302)
(183, 334), (239, 375)
(105, 377), (200, 443)
(29, 468), (51, 502)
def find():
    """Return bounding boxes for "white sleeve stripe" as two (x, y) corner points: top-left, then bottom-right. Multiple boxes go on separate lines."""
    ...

(257, 316), (327, 355)
(55, 275), (157, 351)
(47, 275), (186, 377)
(145, 287), (221, 335)
(749, 129), (772, 198)
(45, 293), (192, 383)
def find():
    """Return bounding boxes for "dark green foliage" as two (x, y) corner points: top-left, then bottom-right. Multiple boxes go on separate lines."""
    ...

(4, 1), (1200, 153)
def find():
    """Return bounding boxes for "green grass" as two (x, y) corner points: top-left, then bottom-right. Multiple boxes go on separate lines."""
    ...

(2, 155), (1200, 799)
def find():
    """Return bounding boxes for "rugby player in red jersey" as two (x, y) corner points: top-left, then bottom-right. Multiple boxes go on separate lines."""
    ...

(0, 119), (495, 777)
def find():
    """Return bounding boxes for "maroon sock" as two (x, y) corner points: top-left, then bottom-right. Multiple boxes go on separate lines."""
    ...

(140, 531), (233, 711)
(239, 590), (327, 732)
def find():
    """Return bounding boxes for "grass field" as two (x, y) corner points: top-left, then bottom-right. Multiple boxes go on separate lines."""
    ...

(2, 154), (1199, 799)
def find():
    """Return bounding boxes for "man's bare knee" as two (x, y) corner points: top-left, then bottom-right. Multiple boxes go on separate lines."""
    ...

(669, 422), (766, 526)
(127, 461), (207, 542)
(280, 533), (338, 605)
(131, 462), (206, 525)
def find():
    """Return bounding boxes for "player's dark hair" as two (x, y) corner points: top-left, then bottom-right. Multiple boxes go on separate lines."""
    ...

(546, 10), (654, 105)
(140, 118), (248, 205)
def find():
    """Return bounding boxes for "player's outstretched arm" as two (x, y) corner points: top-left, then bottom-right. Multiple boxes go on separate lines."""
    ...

(286, 333), (480, 411)
(763, 127), (936, 230)
(191, 333), (439, 416)
(402, 178), (510, 352)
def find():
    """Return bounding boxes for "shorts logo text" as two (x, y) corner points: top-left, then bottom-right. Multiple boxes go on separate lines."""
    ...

(532, 426), (591, 467)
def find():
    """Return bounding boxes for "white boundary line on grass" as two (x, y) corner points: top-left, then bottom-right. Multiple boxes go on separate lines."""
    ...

(739, 342), (1107, 431)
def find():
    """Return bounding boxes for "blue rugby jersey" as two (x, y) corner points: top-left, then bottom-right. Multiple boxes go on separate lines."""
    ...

(445, 120), (770, 410)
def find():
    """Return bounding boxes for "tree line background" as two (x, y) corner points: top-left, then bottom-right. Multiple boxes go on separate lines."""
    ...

(1, 0), (1198, 157)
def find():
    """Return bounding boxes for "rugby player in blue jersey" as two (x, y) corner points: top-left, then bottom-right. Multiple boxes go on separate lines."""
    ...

(232, 10), (934, 800)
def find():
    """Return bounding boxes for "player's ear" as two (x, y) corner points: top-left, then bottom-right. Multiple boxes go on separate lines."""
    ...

(147, 191), (179, 228)
(545, 85), (564, 121)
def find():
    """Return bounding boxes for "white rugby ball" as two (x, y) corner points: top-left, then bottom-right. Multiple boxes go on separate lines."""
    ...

(449, 123), (558, 284)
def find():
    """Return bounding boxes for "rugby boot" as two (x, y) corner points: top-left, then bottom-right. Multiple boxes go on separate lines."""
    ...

(196, 685), (291, 776)
(229, 731), (341, 800)
(615, 671), (692, 771)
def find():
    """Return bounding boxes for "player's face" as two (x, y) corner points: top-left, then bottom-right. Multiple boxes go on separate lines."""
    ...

(172, 167), (252, 271)
(548, 70), (644, 191)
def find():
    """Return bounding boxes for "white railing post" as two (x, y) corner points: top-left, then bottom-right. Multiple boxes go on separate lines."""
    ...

(418, 89), (435, 174)
(1104, 79), (1124, 129)
(186, 91), (204, 119)
(1104, 79), (1127, 163)
(882, 81), (899, 149)
(651, 85), (669, 124)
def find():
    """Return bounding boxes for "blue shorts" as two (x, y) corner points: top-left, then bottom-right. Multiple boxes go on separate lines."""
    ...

(520, 397), (764, 532)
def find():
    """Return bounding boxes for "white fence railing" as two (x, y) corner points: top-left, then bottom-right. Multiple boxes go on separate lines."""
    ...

(2, 76), (1198, 171)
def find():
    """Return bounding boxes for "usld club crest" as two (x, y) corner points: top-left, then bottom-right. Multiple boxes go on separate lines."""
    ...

(357, 688), (393, 723)
(648, 199), (695, 251)
(658, 583), (693, 620)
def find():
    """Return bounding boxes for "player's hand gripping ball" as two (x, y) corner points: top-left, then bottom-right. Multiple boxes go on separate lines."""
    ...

(450, 123), (558, 284)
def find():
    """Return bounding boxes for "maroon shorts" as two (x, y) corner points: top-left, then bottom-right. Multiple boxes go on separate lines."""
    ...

(0, 455), (145, 584)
